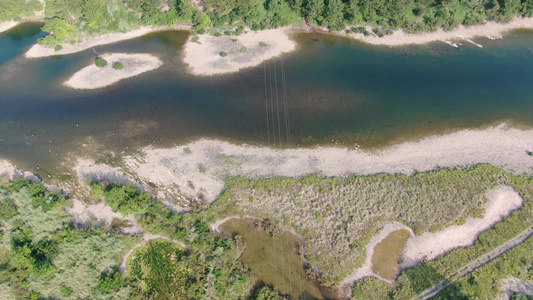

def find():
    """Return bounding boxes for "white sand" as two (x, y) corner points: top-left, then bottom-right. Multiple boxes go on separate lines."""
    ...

(67, 199), (142, 235)
(0, 160), (16, 178)
(341, 223), (414, 287)
(25, 25), (190, 58)
(122, 123), (533, 208)
(316, 17), (533, 47)
(64, 53), (162, 89)
(401, 186), (524, 268)
(0, 21), (20, 34)
(182, 28), (296, 76)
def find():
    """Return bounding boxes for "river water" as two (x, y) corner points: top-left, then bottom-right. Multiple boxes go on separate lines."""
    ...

(0, 23), (532, 174)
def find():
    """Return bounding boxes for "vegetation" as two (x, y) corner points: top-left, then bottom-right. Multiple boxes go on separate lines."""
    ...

(0, 0), (42, 22)
(95, 58), (108, 68)
(0, 179), (139, 299)
(112, 62), (124, 70)
(54, 44), (62, 52)
(0, 163), (531, 299)
(128, 240), (188, 299)
(91, 181), (256, 299)
(207, 164), (530, 285)
(219, 51), (228, 57)
(4, 0), (533, 47)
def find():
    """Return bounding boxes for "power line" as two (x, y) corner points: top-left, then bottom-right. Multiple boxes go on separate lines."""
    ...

(269, 61), (276, 146)
(274, 60), (282, 148)
(264, 63), (270, 145)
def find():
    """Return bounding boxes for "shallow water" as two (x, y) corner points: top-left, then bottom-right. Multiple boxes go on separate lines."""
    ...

(219, 218), (340, 299)
(0, 24), (532, 174)
(371, 229), (412, 281)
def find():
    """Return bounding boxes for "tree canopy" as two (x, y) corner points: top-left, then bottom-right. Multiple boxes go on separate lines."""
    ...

(3, 0), (532, 46)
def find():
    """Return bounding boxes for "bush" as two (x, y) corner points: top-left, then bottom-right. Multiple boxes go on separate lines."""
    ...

(219, 51), (228, 57)
(95, 58), (108, 68)
(0, 199), (18, 220)
(97, 266), (124, 293)
(54, 44), (62, 52)
(112, 62), (123, 70)
(259, 42), (267, 47)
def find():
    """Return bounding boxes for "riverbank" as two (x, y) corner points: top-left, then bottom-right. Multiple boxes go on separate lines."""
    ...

(299, 16), (533, 47)
(118, 123), (533, 209)
(182, 28), (296, 76)
(19, 17), (533, 74)
(25, 25), (190, 58)
(64, 53), (162, 89)
(0, 21), (20, 34)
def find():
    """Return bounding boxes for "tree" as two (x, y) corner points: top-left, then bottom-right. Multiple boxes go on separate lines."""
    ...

(39, 18), (75, 46)
(324, 0), (345, 29)
(306, 0), (325, 24)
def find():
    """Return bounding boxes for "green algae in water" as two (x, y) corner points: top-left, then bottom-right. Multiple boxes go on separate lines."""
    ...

(219, 218), (340, 299)
(371, 229), (412, 281)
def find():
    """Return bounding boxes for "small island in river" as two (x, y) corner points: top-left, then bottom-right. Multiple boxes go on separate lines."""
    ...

(64, 53), (162, 90)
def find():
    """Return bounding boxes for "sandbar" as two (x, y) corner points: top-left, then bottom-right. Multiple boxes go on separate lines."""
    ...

(25, 25), (189, 58)
(64, 53), (162, 90)
(117, 123), (533, 208)
(182, 28), (296, 76)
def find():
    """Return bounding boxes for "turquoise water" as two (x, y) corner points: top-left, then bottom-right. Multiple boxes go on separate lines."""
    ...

(0, 24), (532, 173)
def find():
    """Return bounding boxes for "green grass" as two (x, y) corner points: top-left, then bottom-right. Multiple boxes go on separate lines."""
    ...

(219, 51), (228, 57)
(353, 170), (533, 299)
(207, 164), (526, 285)
(128, 239), (188, 299)
(0, 180), (140, 299)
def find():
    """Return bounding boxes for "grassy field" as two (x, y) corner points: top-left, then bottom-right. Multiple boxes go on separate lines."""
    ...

(203, 164), (530, 285)
(0, 163), (530, 299)
(0, 179), (140, 299)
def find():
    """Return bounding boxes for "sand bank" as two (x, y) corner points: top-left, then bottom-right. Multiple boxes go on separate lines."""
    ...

(182, 28), (296, 76)
(0, 21), (20, 34)
(401, 186), (524, 268)
(0, 160), (16, 178)
(25, 25), (189, 58)
(311, 16), (533, 47)
(120, 123), (533, 209)
(64, 53), (162, 89)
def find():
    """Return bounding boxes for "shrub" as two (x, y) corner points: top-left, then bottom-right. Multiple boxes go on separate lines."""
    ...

(97, 266), (124, 293)
(112, 62), (123, 70)
(259, 42), (267, 47)
(0, 198), (18, 220)
(95, 58), (108, 68)
(219, 51), (228, 57)
(54, 44), (62, 52)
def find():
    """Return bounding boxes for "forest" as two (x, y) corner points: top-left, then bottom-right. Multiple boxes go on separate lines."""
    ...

(1, 0), (533, 46)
